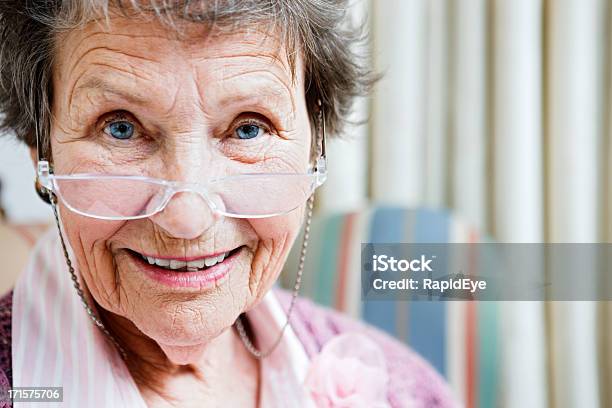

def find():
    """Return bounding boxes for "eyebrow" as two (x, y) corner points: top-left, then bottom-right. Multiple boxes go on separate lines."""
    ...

(214, 71), (297, 113)
(72, 77), (151, 107)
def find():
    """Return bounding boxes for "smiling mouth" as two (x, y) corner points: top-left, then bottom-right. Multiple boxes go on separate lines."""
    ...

(126, 246), (244, 273)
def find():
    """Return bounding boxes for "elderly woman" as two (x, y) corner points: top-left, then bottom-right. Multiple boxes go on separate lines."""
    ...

(0, 1), (455, 407)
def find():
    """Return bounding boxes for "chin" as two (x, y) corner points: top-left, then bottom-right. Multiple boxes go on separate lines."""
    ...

(132, 288), (245, 347)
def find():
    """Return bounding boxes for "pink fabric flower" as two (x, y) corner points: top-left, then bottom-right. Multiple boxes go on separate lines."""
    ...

(304, 332), (391, 408)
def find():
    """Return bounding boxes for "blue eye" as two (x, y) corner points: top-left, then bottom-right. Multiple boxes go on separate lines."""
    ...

(105, 121), (134, 140)
(235, 124), (262, 140)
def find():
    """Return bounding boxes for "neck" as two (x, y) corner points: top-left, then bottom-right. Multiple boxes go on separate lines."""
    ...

(98, 307), (260, 406)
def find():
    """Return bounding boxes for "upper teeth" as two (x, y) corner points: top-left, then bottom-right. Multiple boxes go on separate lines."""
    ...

(142, 251), (230, 270)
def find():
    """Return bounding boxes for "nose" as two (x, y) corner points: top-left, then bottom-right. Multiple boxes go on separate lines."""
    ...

(148, 190), (220, 240)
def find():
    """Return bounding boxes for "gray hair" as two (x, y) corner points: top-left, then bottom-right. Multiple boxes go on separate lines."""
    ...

(0, 0), (375, 158)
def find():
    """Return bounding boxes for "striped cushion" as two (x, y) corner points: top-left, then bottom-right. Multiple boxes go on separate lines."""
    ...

(281, 206), (499, 407)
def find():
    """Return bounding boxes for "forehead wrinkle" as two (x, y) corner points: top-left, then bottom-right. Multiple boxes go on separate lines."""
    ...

(71, 45), (163, 75)
(195, 48), (298, 114)
(64, 44), (163, 92)
(58, 33), (136, 86)
(63, 47), (167, 119)
(188, 26), (293, 76)
(191, 50), (291, 77)
(57, 21), (195, 70)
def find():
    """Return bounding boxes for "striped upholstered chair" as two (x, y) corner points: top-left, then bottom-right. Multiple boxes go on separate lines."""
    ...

(281, 206), (499, 408)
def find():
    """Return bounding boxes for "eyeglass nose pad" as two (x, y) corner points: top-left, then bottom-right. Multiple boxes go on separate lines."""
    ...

(151, 183), (228, 222)
(149, 187), (220, 240)
(185, 183), (230, 216)
(164, 185), (215, 213)
(185, 184), (226, 215)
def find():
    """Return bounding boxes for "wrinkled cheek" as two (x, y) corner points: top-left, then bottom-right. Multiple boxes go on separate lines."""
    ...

(58, 204), (124, 306)
(246, 207), (305, 296)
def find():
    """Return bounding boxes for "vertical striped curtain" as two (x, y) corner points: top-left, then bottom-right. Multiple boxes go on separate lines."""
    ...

(317, 0), (612, 407)
(547, 1), (607, 407)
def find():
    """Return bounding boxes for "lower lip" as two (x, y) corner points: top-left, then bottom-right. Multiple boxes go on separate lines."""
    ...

(129, 247), (242, 289)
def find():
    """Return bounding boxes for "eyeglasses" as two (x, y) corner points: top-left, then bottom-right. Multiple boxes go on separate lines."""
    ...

(36, 110), (328, 220)
(36, 158), (327, 220)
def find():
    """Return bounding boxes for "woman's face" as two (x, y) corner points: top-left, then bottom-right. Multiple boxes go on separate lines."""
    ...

(46, 16), (311, 362)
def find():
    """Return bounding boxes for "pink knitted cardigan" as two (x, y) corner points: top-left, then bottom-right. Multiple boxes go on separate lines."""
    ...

(0, 288), (457, 407)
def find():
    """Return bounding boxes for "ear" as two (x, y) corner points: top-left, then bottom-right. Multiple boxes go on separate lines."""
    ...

(30, 145), (53, 205)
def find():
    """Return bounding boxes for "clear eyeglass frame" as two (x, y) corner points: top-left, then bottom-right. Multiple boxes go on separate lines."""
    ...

(36, 114), (327, 221)
(36, 158), (327, 220)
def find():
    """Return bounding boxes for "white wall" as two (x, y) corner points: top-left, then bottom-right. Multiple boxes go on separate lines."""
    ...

(0, 136), (52, 223)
